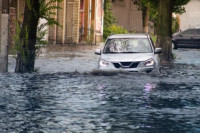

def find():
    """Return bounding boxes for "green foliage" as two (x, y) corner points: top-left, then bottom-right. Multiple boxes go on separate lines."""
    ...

(35, 26), (48, 55)
(36, 0), (63, 49)
(172, 17), (179, 34)
(14, 22), (31, 64)
(103, 0), (127, 39)
(104, 0), (117, 28)
(151, 35), (157, 43)
(35, 0), (63, 53)
(103, 24), (128, 39)
(14, 21), (49, 66)
(133, 0), (150, 11)
(144, 0), (190, 13)
(39, 0), (63, 27)
(173, 0), (190, 14)
(14, 0), (63, 61)
(132, 0), (190, 34)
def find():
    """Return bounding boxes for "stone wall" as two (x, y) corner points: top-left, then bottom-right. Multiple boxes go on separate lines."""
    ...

(17, 0), (25, 18)
(72, 0), (80, 43)
(49, 0), (80, 44)
(56, 1), (65, 44)
(0, 14), (9, 72)
(12, 0), (102, 45)
(48, 1), (57, 44)
(9, 7), (17, 50)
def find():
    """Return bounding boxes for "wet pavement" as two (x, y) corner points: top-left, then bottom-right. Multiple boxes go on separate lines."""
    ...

(1, 43), (200, 132)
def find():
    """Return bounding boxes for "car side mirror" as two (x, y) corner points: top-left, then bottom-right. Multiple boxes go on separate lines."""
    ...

(95, 49), (101, 55)
(155, 48), (162, 54)
(179, 34), (183, 37)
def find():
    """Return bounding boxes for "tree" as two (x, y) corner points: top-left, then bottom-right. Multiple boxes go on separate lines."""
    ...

(133, 0), (190, 61)
(15, 0), (62, 73)
(103, 0), (128, 39)
(133, 0), (150, 33)
(156, 0), (190, 61)
(156, 0), (173, 61)
(133, 0), (190, 34)
(149, 0), (190, 32)
(103, 0), (117, 38)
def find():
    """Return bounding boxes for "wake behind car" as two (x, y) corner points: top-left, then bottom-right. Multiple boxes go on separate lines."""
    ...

(95, 34), (162, 73)
(172, 27), (200, 49)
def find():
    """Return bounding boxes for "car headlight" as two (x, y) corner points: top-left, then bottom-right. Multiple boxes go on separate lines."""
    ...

(99, 59), (109, 67)
(144, 58), (155, 66)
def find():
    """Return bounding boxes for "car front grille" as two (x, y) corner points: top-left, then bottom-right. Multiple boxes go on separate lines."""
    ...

(113, 62), (140, 69)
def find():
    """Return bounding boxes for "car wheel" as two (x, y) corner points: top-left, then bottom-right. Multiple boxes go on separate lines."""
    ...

(146, 70), (152, 74)
(172, 43), (178, 49)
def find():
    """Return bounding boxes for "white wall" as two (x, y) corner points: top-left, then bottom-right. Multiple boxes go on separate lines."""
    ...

(180, 0), (200, 31)
(38, 18), (48, 41)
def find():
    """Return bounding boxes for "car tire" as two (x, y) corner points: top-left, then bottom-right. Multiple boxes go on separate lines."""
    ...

(172, 43), (178, 50)
(146, 70), (152, 74)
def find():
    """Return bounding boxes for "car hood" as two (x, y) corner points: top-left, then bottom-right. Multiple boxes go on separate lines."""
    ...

(101, 53), (155, 62)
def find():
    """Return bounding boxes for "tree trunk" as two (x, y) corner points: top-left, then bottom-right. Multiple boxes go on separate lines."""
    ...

(142, 3), (150, 33)
(156, 0), (173, 61)
(15, 0), (40, 73)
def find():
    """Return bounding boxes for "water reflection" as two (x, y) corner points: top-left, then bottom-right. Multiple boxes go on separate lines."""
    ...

(144, 83), (156, 92)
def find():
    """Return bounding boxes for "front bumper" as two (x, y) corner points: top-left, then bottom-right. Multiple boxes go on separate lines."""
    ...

(98, 65), (155, 73)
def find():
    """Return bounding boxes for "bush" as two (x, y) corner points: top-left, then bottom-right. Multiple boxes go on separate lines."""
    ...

(103, 24), (128, 39)
(151, 35), (157, 43)
(172, 17), (179, 34)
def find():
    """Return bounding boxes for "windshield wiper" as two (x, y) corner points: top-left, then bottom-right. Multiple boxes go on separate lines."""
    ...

(105, 52), (144, 54)
(120, 52), (142, 53)
(104, 52), (121, 54)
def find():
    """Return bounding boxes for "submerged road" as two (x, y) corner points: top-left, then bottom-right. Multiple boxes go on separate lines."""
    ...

(8, 43), (200, 73)
(1, 44), (200, 132)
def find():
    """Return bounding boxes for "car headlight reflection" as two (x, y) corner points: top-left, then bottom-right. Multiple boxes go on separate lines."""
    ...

(144, 59), (155, 66)
(99, 60), (109, 67)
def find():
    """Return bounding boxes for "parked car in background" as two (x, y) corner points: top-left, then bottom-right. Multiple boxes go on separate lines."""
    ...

(95, 34), (162, 73)
(172, 27), (200, 49)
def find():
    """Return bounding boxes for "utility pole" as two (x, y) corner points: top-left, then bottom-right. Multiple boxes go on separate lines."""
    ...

(0, 0), (9, 72)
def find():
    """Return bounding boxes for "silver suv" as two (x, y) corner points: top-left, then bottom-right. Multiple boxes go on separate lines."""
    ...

(95, 34), (162, 73)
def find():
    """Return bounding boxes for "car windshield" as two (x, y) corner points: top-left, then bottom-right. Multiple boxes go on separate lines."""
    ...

(104, 38), (152, 53)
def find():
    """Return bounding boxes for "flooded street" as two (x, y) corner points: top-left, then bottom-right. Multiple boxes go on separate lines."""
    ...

(1, 44), (200, 132)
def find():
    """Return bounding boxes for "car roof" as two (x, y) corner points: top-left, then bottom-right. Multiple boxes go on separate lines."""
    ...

(195, 26), (200, 29)
(108, 34), (149, 39)
(184, 27), (200, 30)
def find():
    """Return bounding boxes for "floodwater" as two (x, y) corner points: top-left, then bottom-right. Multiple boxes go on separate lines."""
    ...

(1, 44), (200, 133)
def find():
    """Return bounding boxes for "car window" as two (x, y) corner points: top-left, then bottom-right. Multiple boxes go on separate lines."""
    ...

(104, 38), (152, 53)
(182, 29), (195, 35)
(196, 29), (200, 35)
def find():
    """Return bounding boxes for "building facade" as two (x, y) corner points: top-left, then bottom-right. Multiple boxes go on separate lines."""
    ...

(112, 0), (143, 33)
(111, 0), (154, 34)
(179, 0), (200, 31)
(10, 0), (104, 45)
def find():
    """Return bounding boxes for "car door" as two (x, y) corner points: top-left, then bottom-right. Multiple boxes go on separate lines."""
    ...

(193, 29), (200, 47)
(175, 29), (195, 46)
